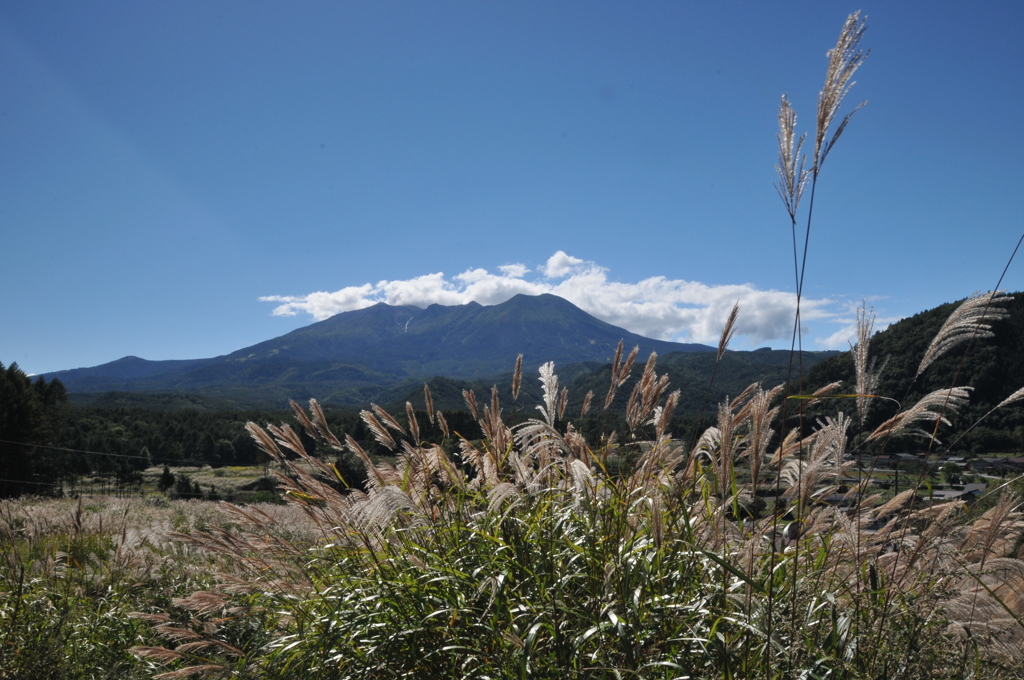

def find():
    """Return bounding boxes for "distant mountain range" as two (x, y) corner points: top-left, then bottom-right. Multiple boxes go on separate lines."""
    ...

(47, 294), (770, 408)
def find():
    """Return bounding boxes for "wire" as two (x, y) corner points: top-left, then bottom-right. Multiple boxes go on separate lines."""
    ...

(0, 438), (210, 467)
(0, 476), (60, 488)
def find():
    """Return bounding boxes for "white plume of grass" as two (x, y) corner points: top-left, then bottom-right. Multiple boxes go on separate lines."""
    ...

(814, 11), (869, 174)
(536, 361), (559, 426)
(851, 302), (886, 426)
(916, 291), (1012, 378)
(774, 95), (809, 222)
(867, 386), (972, 444)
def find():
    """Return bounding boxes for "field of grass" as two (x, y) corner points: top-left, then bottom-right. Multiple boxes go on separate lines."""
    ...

(9, 374), (1024, 679)
(0, 495), (313, 678)
(8, 13), (1024, 680)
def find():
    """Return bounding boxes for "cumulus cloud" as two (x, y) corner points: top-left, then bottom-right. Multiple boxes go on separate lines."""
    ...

(260, 251), (843, 346)
(498, 263), (529, 277)
(541, 251), (585, 278)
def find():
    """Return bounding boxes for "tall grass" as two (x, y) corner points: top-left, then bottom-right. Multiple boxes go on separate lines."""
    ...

(122, 12), (1024, 680)
(5, 12), (1024, 680)
(134, 323), (1024, 679)
(0, 497), (247, 679)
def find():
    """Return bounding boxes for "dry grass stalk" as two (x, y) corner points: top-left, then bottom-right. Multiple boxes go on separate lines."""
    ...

(717, 303), (740, 362)
(774, 94), (809, 221)
(917, 291), (1012, 378)
(814, 11), (868, 173)
(424, 383), (435, 424)
(851, 302), (885, 425)
(512, 353), (523, 401)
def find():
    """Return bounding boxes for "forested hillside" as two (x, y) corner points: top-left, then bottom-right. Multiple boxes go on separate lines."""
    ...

(807, 292), (1024, 452)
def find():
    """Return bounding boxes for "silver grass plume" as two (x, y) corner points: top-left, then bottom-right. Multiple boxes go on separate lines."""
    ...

(605, 343), (640, 410)
(867, 386), (972, 443)
(481, 386), (510, 455)
(536, 361), (559, 425)
(512, 354), (523, 401)
(247, 422), (282, 460)
(802, 380), (843, 410)
(781, 415), (850, 509)
(371, 403), (406, 435)
(361, 410), (397, 450)
(406, 402), (420, 443)
(626, 353), (670, 432)
(774, 95), (809, 221)
(944, 384), (1024, 453)
(717, 302), (740, 362)
(916, 291), (1012, 378)
(436, 410), (449, 438)
(580, 390), (593, 419)
(463, 389), (481, 421)
(290, 399), (319, 441)
(851, 302), (885, 426)
(309, 398), (342, 448)
(619, 345), (639, 382)
(998, 386), (1024, 410)
(346, 434), (386, 489)
(744, 384), (782, 489)
(656, 390), (680, 439)
(814, 12), (868, 173)
(424, 383), (435, 424)
(610, 341), (623, 377)
(268, 423), (307, 458)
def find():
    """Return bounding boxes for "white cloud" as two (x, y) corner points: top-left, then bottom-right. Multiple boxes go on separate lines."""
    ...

(816, 310), (895, 350)
(260, 251), (845, 347)
(541, 251), (585, 278)
(498, 263), (529, 277)
(818, 323), (859, 350)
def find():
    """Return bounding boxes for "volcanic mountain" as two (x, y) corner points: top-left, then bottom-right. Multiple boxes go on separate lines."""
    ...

(45, 294), (716, 405)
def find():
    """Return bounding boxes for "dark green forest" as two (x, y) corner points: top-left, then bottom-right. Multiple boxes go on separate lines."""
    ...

(0, 362), (68, 496)
(1, 361), (491, 498)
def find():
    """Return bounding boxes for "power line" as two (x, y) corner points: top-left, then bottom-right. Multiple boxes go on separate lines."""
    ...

(0, 476), (59, 488)
(0, 438), (208, 467)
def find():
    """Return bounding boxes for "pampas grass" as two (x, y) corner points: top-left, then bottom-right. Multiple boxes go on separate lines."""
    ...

(130, 328), (1024, 678)
(9, 12), (1024, 680)
(916, 290), (1012, 378)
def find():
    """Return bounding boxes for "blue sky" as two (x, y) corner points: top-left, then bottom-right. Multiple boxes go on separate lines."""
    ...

(2, 1), (1023, 374)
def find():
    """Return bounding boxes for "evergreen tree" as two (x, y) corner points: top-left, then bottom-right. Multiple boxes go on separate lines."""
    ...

(0, 362), (67, 497)
(158, 465), (175, 493)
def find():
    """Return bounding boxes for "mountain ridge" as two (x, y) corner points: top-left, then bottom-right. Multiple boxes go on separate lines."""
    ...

(43, 294), (718, 404)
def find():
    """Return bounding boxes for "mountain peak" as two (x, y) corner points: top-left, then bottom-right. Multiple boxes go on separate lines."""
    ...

(44, 294), (716, 400)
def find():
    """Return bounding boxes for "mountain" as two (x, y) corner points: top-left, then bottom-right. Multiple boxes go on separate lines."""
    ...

(45, 294), (716, 406)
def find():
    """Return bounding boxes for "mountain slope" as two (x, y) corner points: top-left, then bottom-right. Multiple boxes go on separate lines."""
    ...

(44, 294), (715, 404)
(221, 294), (712, 375)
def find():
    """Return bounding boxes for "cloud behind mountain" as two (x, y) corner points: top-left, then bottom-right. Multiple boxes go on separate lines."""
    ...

(261, 251), (837, 347)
